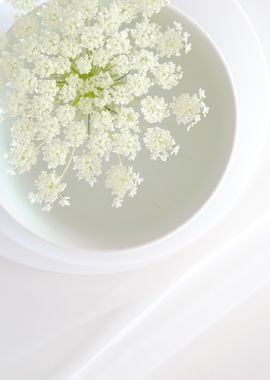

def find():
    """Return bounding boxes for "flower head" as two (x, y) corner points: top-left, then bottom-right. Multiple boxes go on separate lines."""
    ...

(157, 22), (191, 57)
(106, 164), (143, 208)
(170, 89), (209, 130)
(7, 0), (36, 12)
(1, 0), (209, 211)
(74, 151), (102, 186)
(141, 96), (170, 124)
(29, 171), (69, 212)
(144, 127), (179, 161)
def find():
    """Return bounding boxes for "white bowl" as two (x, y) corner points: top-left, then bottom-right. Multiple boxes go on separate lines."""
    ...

(0, 0), (269, 273)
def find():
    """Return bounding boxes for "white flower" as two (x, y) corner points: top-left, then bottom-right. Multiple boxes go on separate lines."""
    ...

(144, 127), (179, 161)
(59, 37), (82, 59)
(76, 56), (93, 75)
(115, 107), (140, 132)
(1, 0), (209, 211)
(128, 0), (169, 17)
(53, 56), (71, 76)
(106, 164), (143, 208)
(16, 37), (41, 62)
(91, 47), (112, 68)
(131, 49), (158, 73)
(70, 0), (98, 20)
(11, 69), (38, 95)
(0, 30), (7, 50)
(39, 31), (60, 56)
(74, 151), (102, 186)
(62, 10), (85, 37)
(64, 120), (87, 148)
(10, 118), (36, 142)
(58, 84), (77, 104)
(88, 131), (113, 161)
(141, 96), (170, 123)
(40, 2), (64, 29)
(91, 110), (114, 132)
(170, 89), (209, 130)
(106, 30), (131, 56)
(0, 54), (22, 79)
(12, 14), (38, 38)
(6, 92), (30, 117)
(66, 75), (84, 92)
(80, 25), (104, 51)
(152, 62), (183, 90)
(157, 22), (191, 58)
(93, 71), (114, 89)
(33, 55), (56, 78)
(116, 0), (138, 23)
(7, 142), (38, 173)
(42, 139), (69, 169)
(29, 94), (54, 119)
(98, 2), (125, 35)
(109, 84), (134, 105)
(110, 54), (131, 77)
(141, 0), (169, 16)
(29, 171), (68, 212)
(55, 105), (76, 127)
(36, 117), (60, 141)
(77, 97), (94, 115)
(112, 130), (141, 160)
(8, 0), (36, 11)
(131, 17), (161, 48)
(127, 73), (152, 97)
(37, 80), (58, 97)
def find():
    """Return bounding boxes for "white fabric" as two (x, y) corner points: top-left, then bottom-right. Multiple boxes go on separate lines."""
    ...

(1, 0), (270, 379)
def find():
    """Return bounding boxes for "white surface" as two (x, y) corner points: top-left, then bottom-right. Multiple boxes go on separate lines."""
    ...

(1, 0), (270, 379)
(146, 280), (270, 380)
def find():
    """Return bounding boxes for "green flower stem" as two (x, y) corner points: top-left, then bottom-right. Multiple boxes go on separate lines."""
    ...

(56, 82), (65, 88)
(112, 81), (126, 87)
(51, 74), (67, 81)
(114, 72), (130, 82)
(56, 80), (67, 85)
(71, 66), (80, 75)
(58, 146), (76, 181)
(72, 95), (82, 107)
(84, 91), (95, 98)
(105, 105), (118, 114)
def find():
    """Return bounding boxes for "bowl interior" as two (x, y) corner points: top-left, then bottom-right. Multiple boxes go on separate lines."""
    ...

(0, 6), (236, 251)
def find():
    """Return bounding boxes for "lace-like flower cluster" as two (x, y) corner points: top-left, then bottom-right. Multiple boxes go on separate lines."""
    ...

(0, 0), (209, 210)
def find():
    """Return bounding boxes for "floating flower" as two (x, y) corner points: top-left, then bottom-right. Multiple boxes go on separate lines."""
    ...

(0, 0), (209, 210)
(141, 96), (170, 124)
(151, 62), (183, 90)
(157, 22), (191, 57)
(144, 127), (179, 161)
(105, 164), (143, 208)
(74, 151), (102, 186)
(29, 171), (69, 212)
(9, 0), (36, 12)
(170, 89), (210, 130)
